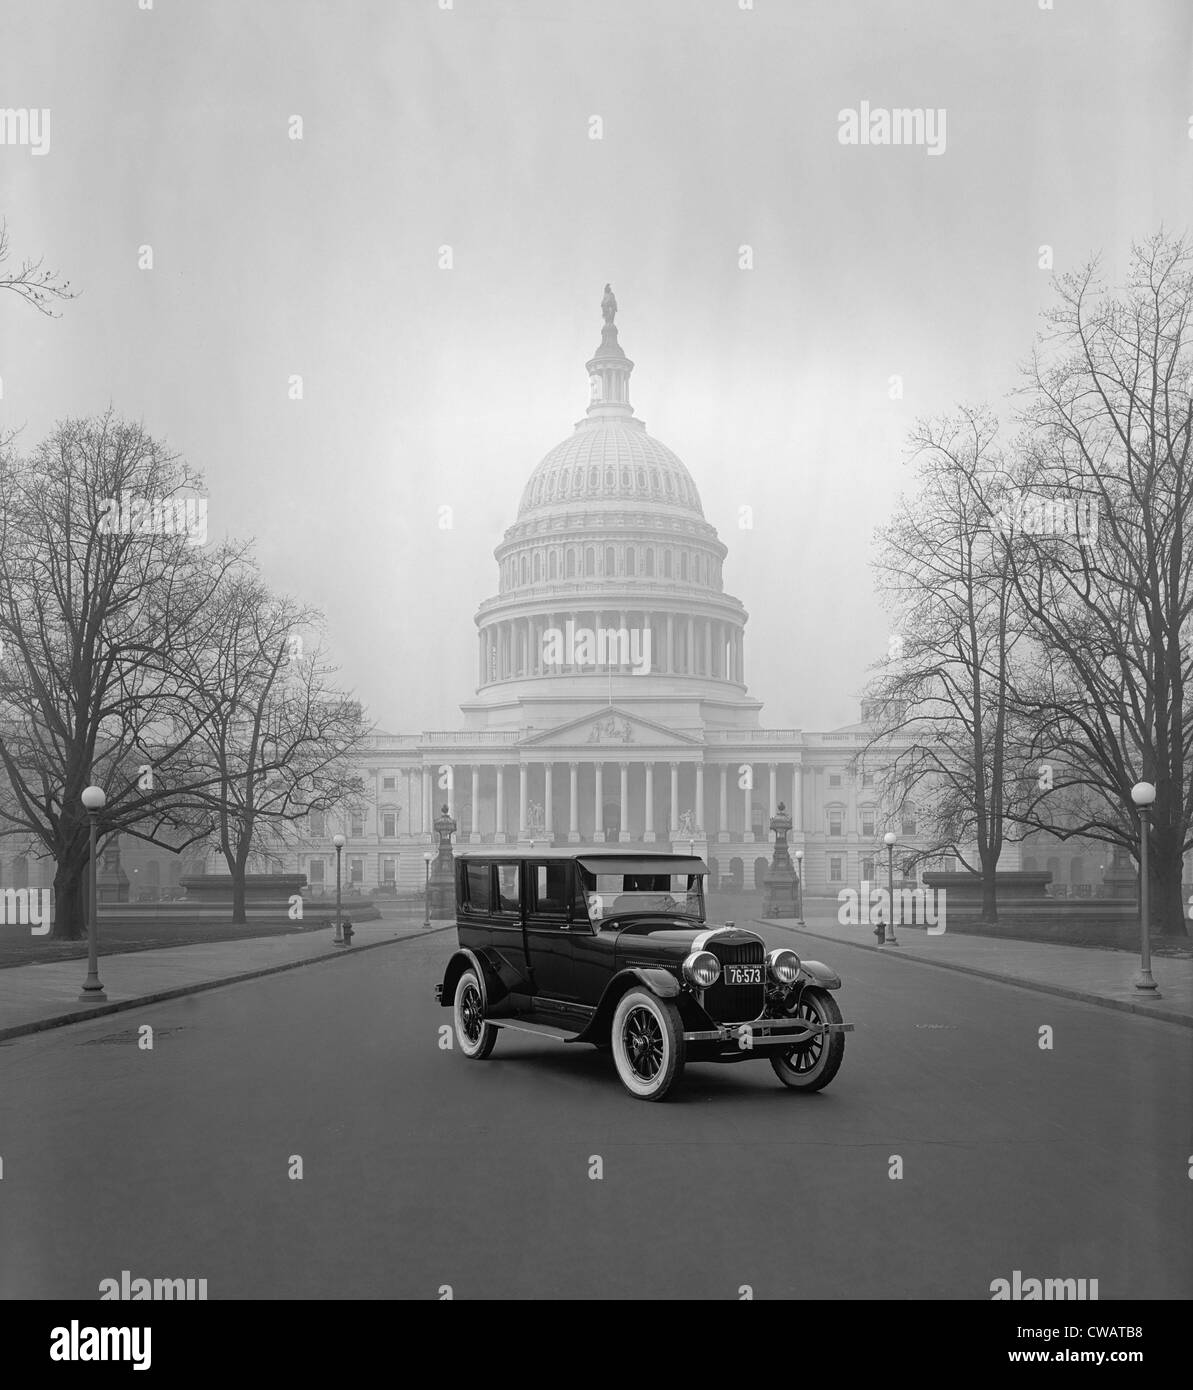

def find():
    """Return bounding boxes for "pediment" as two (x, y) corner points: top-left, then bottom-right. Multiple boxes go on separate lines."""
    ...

(520, 707), (702, 750)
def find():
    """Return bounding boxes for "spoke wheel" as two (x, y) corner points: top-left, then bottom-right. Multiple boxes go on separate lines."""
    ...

(610, 989), (684, 1101)
(453, 968), (497, 1060)
(770, 987), (845, 1092)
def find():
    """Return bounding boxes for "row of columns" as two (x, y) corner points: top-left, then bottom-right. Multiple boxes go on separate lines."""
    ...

(478, 612), (744, 685)
(414, 760), (805, 840)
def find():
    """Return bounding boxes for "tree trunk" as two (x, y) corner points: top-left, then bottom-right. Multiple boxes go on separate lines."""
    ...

(50, 855), (89, 940)
(1151, 844), (1188, 938)
(978, 845), (999, 925)
(230, 861), (247, 924)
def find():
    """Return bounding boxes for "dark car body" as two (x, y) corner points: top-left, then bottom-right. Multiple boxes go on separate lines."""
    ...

(434, 849), (852, 1099)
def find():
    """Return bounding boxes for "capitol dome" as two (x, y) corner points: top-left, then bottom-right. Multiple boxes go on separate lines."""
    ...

(517, 419), (705, 518)
(464, 286), (759, 732)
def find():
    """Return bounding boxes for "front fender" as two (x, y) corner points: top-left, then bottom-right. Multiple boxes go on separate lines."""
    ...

(572, 967), (681, 1044)
(796, 959), (841, 990)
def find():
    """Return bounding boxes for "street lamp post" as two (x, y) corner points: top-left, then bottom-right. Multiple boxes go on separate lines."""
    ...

(423, 851), (434, 927)
(1130, 782), (1159, 993)
(882, 832), (899, 946)
(78, 785), (108, 1002)
(332, 833), (345, 944)
(794, 849), (805, 925)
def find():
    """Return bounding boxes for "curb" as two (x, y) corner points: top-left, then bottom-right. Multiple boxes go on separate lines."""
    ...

(754, 919), (1193, 1029)
(0, 923), (457, 1044)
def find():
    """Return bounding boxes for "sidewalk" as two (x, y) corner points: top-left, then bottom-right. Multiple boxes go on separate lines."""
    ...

(0, 919), (455, 1042)
(758, 915), (1193, 1027)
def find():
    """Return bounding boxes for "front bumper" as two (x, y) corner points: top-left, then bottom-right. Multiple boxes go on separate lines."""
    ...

(683, 1017), (854, 1047)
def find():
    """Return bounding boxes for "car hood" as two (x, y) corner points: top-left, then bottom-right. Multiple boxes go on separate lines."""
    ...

(612, 921), (764, 958)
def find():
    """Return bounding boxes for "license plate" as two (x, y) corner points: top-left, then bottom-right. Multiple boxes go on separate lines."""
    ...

(722, 964), (762, 985)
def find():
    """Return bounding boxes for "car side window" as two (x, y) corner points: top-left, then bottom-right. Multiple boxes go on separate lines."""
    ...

(464, 862), (491, 914)
(530, 862), (569, 921)
(495, 863), (520, 915)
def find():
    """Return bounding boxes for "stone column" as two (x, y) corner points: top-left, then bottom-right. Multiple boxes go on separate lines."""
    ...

(792, 764), (803, 831)
(704, 621), (712, 676)
(422, 765), (432, 840)
(669, 762), (679, 836)
(470, 766), (480, 841)
(594, 762), (605, 843)
(569, 762), (580, 842)
(686, 617), (694, 673)
(666, 614), (674, 674)
(743, 763), (755, 842)
(519, 764), (529, 838)
(718, 764), (729, 841)
(446, 764), (455, 819)
(495, 765), (506, 843)
(619, 762), (629, 842)
(543, 762), (554, 841)
(769, 763), (777, 818)
(644, 763), (655, 842)
(695, 763), (705, 832)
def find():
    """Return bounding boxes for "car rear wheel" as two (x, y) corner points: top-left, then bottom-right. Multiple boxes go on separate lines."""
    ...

(770, 987), (845, 1092)
(453, 968), (497, 1060)
(610, 989), (684, 1101)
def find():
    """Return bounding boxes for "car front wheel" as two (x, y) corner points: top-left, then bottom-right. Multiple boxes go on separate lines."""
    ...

(453, 968), (497, 1060)
(770, 987), (845, 1092)
(610, 989), (684, 1101)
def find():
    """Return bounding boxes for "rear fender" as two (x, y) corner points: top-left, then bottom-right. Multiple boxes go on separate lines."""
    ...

(437, 948), (508, 1011)
(573, 967), (681, 1045)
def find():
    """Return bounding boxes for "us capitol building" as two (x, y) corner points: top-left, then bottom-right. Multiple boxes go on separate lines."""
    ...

(292, 287), (947, 900)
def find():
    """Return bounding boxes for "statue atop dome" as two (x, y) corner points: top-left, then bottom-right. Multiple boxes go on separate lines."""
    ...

(601, 283), (617, 326)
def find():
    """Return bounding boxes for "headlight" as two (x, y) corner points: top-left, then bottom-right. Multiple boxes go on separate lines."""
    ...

(682, 950), (721, 988)
(767, 948), (801, 984)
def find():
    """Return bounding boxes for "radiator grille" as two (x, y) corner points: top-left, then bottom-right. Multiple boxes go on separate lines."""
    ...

(703, 938), (765, 1023)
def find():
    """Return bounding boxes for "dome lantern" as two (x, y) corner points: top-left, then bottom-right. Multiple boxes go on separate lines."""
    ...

(585, 283), (635, 420)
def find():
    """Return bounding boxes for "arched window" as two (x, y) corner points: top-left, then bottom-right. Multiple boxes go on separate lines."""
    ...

(520, 554), (529, 583)
(625, 549), (636, 577)
(566, 550), (576, 578)
(532, 551), (542, 581)
(605, 546), (616, 575)
(645, 548), (654, 576)
(588, 466), (599, 488)
(548, 551), (558, 580)
(585, 547), (595, 577)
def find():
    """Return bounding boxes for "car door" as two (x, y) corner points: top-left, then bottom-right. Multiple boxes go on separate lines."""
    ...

(523, 860), (614, 1014)
(461, 859), (532, 1001)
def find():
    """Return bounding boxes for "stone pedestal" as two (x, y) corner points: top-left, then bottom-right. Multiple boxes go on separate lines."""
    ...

(97, 840), (130, 904)
(428, 805), (457, 919)
(762, 803), (798, 918)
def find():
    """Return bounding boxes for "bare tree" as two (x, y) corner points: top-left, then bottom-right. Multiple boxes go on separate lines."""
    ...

(1006, 232), (1193, 936)
(862, 407), (1031, 922)
(168, 570), (369, 923)
(0, 413), (245, 938)
(0, 219), (76, 315)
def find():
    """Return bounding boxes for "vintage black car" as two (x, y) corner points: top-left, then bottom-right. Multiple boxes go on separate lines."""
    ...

(434, 849), (852, 1101)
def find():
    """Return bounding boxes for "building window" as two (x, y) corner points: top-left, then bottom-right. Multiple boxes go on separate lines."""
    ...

(308, 859), (325, 889)
(861, 856), (876, 881)
(828, 856), (844, 883)
(645, 548), (654, 576)
(862, 772), (875, 788)
(828, 809), (843, 837)
(520, 554), (529, 583)
(380, 855), (397, 887)
(348, 856), (364, 886)
(680, 553), (688, 580)
(861, 809), (876, 838)
(605, 546), (616, 575)
(585, 547), (595, 577)
(349, 810), (365, 837)
(382, 811), (397, 838)
(548, 551), (558, 580)
(309, 810), (325, 837)
(566, 550), (576, 578)
(664, 550), (673, 578)
(828, 773), (842, 788)
(382, 776), (396, 790)
(625, 548), (635, 577)
(533, 551), (542, 581)
(901, 812), (917, 837)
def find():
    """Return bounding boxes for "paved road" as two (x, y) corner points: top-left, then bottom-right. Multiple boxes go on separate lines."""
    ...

(2, 924), (1189, 1300)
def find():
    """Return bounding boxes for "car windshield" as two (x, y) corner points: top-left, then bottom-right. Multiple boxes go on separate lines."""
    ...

(578, 872), (705, 925)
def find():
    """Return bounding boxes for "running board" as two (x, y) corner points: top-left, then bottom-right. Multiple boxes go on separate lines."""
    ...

(487, 1018), (579, 1043)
